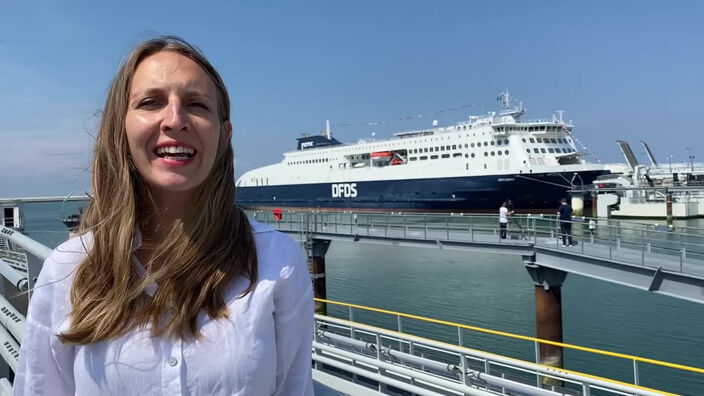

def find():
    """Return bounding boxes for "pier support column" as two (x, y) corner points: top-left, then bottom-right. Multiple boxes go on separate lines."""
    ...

(307, 238), (331, 315)
(666, 192), (673, 225)
(525, 258), (568, 387)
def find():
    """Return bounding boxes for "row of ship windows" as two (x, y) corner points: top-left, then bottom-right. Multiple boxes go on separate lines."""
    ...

(453, 125), (564, 132)
(287, 136), (571, 161)
(409, 150), (511, 161)
(528, 147), (575, 154)
(497, 125), (564, 132)
(288, 158), (332, 165)
(523, 137), (570, 144)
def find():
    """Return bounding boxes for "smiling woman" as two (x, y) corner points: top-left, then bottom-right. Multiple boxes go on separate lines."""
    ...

(13, 36), (314, 396)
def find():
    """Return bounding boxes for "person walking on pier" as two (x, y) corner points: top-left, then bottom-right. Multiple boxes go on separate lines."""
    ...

(15, 36), (314, 396)
(499, 201), (514, 239)
(558, 198), (574, 246)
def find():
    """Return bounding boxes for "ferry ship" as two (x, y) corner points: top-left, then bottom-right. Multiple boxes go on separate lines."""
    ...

(236, 92), (610, 212)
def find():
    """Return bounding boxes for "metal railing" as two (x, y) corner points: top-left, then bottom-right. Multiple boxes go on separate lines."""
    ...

(314, 298), (703, 396)
(252, 210), (704, 274)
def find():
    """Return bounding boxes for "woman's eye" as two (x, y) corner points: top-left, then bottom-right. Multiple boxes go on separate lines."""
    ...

(136, 98), (160, 109)
(189, 102), (209, 110)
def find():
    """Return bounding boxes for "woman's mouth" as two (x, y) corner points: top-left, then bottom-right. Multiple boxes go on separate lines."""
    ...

(154, 145), (196, 160)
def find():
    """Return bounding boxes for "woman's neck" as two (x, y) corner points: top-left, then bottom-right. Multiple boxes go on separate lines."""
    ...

(137, 187), (195, 246)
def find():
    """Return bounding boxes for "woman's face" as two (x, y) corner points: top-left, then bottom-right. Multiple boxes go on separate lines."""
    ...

(125, 51), (228, 198)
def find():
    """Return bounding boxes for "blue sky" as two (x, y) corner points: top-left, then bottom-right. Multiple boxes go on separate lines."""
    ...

(1, 1), (702, 196)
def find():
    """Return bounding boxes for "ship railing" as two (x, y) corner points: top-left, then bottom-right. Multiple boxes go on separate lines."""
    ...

(314, 298), (702, 396)
(252, 211), (704, 272)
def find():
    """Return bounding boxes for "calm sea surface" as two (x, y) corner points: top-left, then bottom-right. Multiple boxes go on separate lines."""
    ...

(18, 202), (704, 394)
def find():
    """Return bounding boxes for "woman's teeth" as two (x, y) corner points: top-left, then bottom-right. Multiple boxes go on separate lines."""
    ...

(155, 146), (195, 159)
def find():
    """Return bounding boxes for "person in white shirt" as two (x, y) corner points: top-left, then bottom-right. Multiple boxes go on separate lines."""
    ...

(14, 36), (314, 396)
(499, 201), (514, 239)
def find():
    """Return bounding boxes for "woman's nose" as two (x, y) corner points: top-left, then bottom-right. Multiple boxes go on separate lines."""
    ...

(160, 99), (189, 132)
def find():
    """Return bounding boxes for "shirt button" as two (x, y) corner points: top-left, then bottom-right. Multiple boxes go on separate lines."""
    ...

(168, 357), (178, 367)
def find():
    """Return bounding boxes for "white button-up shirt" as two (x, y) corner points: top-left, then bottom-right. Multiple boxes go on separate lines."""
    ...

(14, 220), (314, 395)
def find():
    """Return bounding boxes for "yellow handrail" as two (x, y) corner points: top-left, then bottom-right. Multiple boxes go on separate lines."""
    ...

(315, 298), (704, 376)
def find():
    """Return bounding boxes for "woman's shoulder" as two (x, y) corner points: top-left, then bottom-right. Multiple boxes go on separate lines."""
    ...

(249, 219), (305, 277)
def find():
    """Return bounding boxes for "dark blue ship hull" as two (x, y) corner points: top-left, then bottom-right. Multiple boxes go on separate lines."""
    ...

(236, 170), (607, 212)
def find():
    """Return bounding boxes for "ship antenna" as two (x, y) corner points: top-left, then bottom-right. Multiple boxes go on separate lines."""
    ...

(497, 89), (511, 109)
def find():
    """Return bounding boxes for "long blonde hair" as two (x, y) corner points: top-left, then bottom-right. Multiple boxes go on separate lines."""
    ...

(60, 36), (257, 343)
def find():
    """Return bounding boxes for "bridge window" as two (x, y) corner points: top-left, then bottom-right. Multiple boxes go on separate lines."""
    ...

(420, 156), (428, 160)
(529, 138), (535, 143)
(441, 154), (450, 159)
(430, 155), (438, 159)
(453, 153), (462, 158)
(541, 148), (546, 153)
(536, 138), (542, 143)
(534, 148), (539, 153)
(409, 157), (417, 161)
(548, 148), (555, 153)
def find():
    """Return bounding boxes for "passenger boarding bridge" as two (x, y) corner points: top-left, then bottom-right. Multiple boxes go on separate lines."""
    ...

(254, 211), (704, 305)
(0, 212), (703, 395)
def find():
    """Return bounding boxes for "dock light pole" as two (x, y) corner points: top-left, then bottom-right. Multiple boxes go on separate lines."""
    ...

(686, 148), (695, 173)
(666, 155), (673, 173)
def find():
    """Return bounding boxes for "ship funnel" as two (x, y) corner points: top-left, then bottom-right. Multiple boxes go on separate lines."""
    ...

(325, 120), (331, 139)
(616, 140), (640, 169)
(640, 140), (658, 166)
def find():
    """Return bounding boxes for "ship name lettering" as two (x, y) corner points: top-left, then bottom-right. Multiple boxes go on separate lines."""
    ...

(301, 141), (314, 148)
(332, 183), (357, 198)
(498, 178), (515, 182)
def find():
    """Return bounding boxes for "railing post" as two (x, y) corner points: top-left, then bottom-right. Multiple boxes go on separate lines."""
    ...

(633, 360), (640, 386)
(446, 216), (450, 240)
(470, 217), (474, 241)
(397, 315), (403, 352)
(535, 341), (541, 387)
(349, 306), (356, 340)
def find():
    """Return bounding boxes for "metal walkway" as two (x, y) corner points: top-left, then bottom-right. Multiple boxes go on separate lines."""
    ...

(1, 224), (703, 395)
(252, 211), (704, 304)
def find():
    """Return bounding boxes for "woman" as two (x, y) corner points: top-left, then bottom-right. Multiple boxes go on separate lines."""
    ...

(14, 36), (314, 395)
